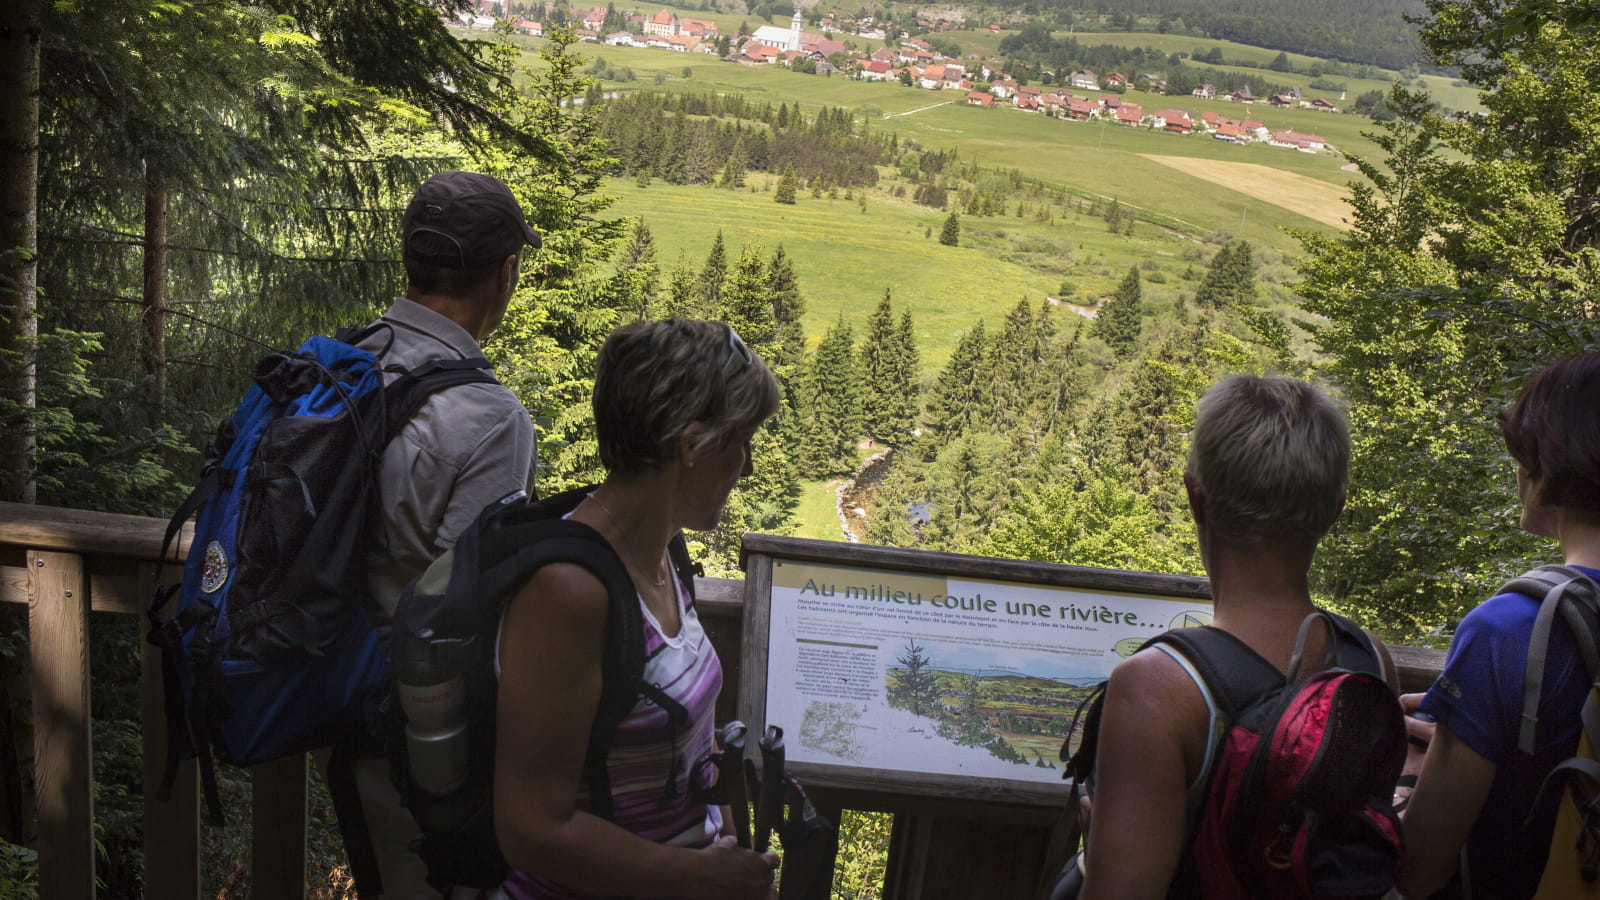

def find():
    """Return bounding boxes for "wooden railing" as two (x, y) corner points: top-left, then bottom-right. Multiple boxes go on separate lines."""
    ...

(0, 502), (1447, 900)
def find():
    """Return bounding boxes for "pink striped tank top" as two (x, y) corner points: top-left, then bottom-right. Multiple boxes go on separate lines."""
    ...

(500, 570), (723, 899)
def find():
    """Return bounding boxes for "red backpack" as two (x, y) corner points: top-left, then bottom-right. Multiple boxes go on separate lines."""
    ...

(1060, 611), (1406, 899)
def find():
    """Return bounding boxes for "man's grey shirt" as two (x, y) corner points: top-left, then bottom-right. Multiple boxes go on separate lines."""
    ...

(358, 298), (535, 627)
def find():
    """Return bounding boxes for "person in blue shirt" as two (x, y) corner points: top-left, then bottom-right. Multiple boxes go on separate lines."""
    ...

(1398, 351), (1600, 899)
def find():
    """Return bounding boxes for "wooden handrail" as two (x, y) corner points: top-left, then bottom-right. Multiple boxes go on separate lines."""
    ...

(0, 501), (1448, 900)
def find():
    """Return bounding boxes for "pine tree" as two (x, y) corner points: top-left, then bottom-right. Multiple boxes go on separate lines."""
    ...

(774, 162), (798, 204)
(716, 245), (777, 349)
(1223, 240), (1258, 305)
(660, 254), (701, 318)
(1093, 267), (1143, 354)
(718, 135), (748, 189)
(608, 219), (659, 318)
(920, 321), (986, 456)
(887, 309), (922, 446)
(890, 640), (937, 717)
(860, 292), (899, 444)
(699, 231), (728, 311)
(939, 211), (961, 246)
(1193, 242), (1234, 309)
(766, 246), (807, 400)
(797, 316), (866, 477)
(984, 300), (1037, 430)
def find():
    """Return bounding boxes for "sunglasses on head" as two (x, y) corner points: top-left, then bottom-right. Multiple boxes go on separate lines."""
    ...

(723, 325), (752, 380)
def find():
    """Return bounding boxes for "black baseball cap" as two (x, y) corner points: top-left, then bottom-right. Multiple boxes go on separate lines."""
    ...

(402, 171), (541, 268)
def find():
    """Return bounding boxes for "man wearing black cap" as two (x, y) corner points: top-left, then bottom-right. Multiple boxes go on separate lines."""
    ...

(340, 171), (540, 899)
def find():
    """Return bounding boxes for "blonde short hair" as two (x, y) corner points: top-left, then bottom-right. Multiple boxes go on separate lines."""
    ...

(593, 319), (780, 475)
(1188, 375), (1349, 545)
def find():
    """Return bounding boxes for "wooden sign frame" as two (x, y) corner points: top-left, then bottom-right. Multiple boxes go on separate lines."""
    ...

(737, 533), (1212, 817)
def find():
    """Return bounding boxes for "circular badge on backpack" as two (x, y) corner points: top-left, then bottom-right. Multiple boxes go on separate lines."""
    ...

(201, 540), (230, 593)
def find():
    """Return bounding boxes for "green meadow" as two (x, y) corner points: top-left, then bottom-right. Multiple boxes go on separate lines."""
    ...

(569, 41), (1391, 362)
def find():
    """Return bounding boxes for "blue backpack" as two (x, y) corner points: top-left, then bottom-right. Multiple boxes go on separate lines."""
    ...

(148, 323), (496, 894)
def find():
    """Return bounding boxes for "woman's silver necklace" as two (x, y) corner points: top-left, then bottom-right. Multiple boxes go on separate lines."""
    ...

(587, 492), (669, 587)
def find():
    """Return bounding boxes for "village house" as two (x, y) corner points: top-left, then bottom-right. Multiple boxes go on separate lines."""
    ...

(990, 79), (1018, 99)
(1271, 128), (1329, 151)
(604, 30), (636, 46)
(1114, 102), (1143, 126)
(860, 60), (894, 81)
(1214, 121), (1245, 141)
(1068, 69), (1100, 91)
(1154, 108), (1193, 133)
(1141, 73), (1168, 91)
(1067, 96), (1099, 120)
(644, 9), (676, 38)
(1267, 93), (1297, 108)
(871, 47), (897, 63)
(1226, 86), (1256, 103)
(919, 63), (947, 89)
(575, 28), (599, 41)
(968, 90), (995, 107)
(581, 7), (606, 31)
(1243, 119), (1269, 140)
(1306, 97), (1340, 112)
(1106, 72), (1128, 88)
(513, 18), (542, 35)
(1192, 83), (1216, 100)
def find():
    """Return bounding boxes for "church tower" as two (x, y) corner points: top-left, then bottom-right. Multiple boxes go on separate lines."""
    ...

(789, 10), (802, 52)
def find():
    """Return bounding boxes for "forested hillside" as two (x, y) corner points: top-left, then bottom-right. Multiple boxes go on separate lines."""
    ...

(925, 0), (1427, 70)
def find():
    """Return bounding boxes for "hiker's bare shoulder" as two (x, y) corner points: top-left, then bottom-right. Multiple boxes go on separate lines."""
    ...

(1108, 646), (1195, 703)
(510, 563), (610, 619)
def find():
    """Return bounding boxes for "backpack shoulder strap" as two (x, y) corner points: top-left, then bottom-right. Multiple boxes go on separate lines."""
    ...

(1148, 626), (1286, 720)
(475, 487), (694, 820)
(667, 532), (701, 603)
(1516, 565), (1600, 754)
(379, 358), (500, 448)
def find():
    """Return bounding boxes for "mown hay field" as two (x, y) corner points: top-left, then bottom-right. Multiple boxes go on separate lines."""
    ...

(1140, 155), (1353, 228)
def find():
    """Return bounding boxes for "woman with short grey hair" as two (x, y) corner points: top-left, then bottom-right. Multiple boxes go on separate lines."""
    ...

(1076, 374), (1395, 899)
(492, 319), (781, 899)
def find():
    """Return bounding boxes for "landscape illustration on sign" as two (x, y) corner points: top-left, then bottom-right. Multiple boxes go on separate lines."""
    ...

(879, 639), (1102, 768)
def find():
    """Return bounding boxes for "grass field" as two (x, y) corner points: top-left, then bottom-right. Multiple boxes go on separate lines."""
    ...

(582, 45), (1374, 361)
(1140, 155), (1352, 228)
(795, 478), (847, 541)
(605, 178), (1079, 364)
(581, 46), (1379, 244)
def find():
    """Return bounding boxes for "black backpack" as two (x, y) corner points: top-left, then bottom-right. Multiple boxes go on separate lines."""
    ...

(385, 485), (702, 892)
(146, 323), (496, 893)
(1053, 612), (1404, 899)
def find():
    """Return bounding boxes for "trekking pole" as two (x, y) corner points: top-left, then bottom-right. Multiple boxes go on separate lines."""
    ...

(717, 721), (753, 849)
(755, 725), (786, 853)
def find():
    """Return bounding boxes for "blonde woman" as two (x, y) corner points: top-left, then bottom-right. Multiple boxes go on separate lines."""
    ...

(493, 320), (781, 899)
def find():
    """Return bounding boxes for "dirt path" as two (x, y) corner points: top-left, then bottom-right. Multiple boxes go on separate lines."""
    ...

(884, 100), (956, 118)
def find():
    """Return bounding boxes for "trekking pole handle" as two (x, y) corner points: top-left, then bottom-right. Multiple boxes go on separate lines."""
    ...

(755, 725), (786, 853)
(718, 721), (753, 849)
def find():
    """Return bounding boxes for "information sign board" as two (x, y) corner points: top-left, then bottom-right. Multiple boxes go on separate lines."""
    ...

(738, 534), (1212, 810)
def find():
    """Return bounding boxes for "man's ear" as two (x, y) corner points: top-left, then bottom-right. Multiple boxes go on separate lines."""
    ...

(497, 253), (519, 295)
(1183, 472), (1205, 526)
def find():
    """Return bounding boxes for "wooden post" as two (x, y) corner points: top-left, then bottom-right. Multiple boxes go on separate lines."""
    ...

(140, 563), (200, 899)
(28, 550), (94, 900)
(252, 754), (308, 900)
(777, 800), (841, 900)
(884, 815), (1049, 900)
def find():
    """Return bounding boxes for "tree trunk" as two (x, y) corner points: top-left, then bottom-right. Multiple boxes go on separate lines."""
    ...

(0, 0), (41, 504)
(143, 167), (168, 419)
